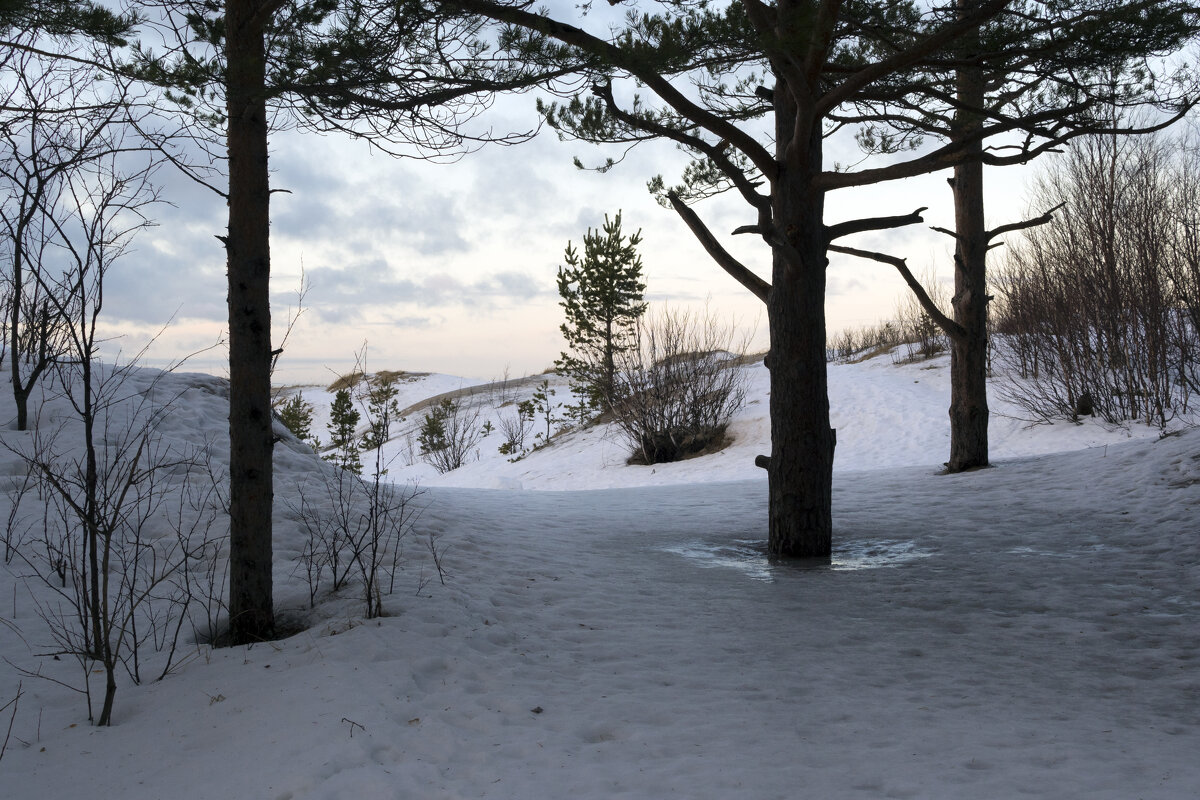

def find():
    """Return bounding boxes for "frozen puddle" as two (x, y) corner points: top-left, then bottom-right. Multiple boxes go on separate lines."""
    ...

(660, 539), (776, 581)
(660, 537), (932, 580)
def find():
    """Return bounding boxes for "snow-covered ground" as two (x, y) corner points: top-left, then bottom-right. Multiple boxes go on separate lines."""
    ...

(291, 351), (1178, 491)
(1, 351), (1197, 799)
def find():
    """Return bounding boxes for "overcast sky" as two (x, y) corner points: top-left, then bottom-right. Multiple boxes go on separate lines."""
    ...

(99, 24), (1042, 387)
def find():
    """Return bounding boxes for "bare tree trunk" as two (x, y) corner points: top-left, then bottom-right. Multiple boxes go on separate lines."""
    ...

(7, 196), (51, 432)
(766, 65), (833, 558)
(225, 0), (275, 644)
(9, 248), (26, 430)
(947, 9), (989, 473)
(98, 666), (117, 726)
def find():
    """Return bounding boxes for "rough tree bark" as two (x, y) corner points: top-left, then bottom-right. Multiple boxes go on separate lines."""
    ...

(766, 59), (834, 557)
(224, 0), (275, 643)
(946, 9), (990, 473)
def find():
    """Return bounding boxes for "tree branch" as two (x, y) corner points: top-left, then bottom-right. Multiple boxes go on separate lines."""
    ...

(825, 207), (926, 243)
(985, 202), (1064, 243)
(726, 222), (807, 272)
(667, 192), (770, 303)
(445, 0), (777, 181)
(816, 0), (1009, 118)
(829, 243), (965, 340)
(591, 81), (768, 213)
(805, 0), (842, 88)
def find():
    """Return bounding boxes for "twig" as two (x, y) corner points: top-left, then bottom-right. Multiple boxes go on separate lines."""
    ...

(0, 680), (22, 761)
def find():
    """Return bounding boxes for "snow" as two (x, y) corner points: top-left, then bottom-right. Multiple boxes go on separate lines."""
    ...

(1, 351), (1198, 799)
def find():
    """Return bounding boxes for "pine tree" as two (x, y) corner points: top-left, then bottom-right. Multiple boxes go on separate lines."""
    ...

(138, 0), (576, 644)
(324, 389), (361, 474)
(417, 400), (451, 457)
(360, 375), (402, 453)
(276, 392), (316, 447)
(450, 0), (1199, 558)
(555, 211), (647, 414)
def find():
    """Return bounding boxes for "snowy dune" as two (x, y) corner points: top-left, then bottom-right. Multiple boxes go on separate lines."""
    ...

(292, 352), (1175, 491)
(1, 352), (1198, 799)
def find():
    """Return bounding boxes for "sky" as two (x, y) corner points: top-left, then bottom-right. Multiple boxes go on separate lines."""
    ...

(97, 7), (1044, 387)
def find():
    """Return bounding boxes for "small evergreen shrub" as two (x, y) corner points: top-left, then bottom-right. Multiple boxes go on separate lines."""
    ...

(325, 388), (362, 474)
(276, 392), (317, 447)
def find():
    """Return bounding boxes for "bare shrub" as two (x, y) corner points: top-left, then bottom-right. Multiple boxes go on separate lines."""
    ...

(497, 400), (534, 458)
(486, 365), (516, 407)
(609, 307), (748, 464)
(894, 272), (950, 363)
(827, 321), (904, 362)
(290, 467), (423, 618)
(9, 379), (230, 726)
(0, 679), (21, 762)
(994, 131), (1199, 428)
(3, 469), (35, 564)
(418, 398), (482, 473)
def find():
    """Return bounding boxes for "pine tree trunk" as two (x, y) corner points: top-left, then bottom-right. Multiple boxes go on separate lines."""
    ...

(766, 253), (835, 557)
(947, 17), (990, 473)
(225, 0), (275, 643)
(765, 59), (834, 558)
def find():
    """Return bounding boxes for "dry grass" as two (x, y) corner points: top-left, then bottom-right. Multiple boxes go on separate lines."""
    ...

(326, 369), (428, 393)
(847, 343), (898, 364)
(326, 371), (364, 393)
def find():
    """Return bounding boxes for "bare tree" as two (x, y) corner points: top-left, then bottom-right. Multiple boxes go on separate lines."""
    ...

(995, 130), (1199, 429)
(2, 119), (233, 725)
(0, 46), (128, 430)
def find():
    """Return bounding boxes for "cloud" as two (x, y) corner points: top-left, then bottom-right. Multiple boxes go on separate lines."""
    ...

(303, 257), (550, 325)
(380, 314), (437, 329)
(270, 139), (471, 258)
(104, 220), (228, 326)
(274, 186), (471, 258)
(826, 273), (870, 298)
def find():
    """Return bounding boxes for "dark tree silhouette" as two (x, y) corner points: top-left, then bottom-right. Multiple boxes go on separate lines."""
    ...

(440, 0), (1196, 556)
(139, 0), (575, 642)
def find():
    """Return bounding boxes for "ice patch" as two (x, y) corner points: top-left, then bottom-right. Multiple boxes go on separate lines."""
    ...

(660, 536), (932, 580)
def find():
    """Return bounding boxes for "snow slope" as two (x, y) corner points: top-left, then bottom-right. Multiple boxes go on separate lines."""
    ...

(289, 351), (1173, 491)
(1, 353), (1197, 800)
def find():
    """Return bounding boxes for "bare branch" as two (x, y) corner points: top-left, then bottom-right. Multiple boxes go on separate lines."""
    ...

(825, 207), (927, 243)
(829, 243), (965, 340)
(985, 202), (1064, 243)
(667, 193), (770, 304)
